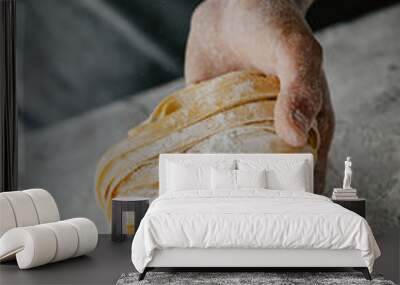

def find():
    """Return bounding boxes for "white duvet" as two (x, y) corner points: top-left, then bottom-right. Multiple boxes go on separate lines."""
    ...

(131, 190), (380, 272)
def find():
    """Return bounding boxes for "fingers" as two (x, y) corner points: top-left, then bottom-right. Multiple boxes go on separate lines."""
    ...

(185, 0), (328, 148)
(274, 31), (324, 147)
(185, 1), (219, 84)
(185, 29), (235, 84)
(184, 0), (241, 84)
(184, 32), (213, 84)
(237, 17), (324, 147)
(313, 71), (335, 194)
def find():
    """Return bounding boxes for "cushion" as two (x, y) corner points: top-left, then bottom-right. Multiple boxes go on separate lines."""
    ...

(238, 160), (308, 191)
(0, 226), (57, 268)
(23, 189), (60, 224)
(267, 161), (307, 191)
(0, 196), (17, 237)
(42, 221), (79, 262)
(0, 189), (60, 237)
(0, 218), (97, 269)
(211, 168), (236, 190)
(0, 191), (39, 227)
(167, 162), (211, 191)
(64, 218), (98, 257)
(236, 169), (267, 189)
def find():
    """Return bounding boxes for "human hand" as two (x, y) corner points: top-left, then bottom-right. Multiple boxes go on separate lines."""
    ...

(185, 0), (334, 148)
(185, 0), (335, 193)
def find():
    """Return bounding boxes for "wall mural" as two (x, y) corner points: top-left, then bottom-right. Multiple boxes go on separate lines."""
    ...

(16, 1), (400, 234)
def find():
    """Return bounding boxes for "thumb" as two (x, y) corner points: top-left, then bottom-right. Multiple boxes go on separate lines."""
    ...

(274, 33), (324, 147)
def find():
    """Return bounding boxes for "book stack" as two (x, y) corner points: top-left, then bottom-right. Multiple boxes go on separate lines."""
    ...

(332, 188), (358, 200)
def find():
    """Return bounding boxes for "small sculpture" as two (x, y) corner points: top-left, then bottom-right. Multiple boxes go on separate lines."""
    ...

(343, 156), (352, 189)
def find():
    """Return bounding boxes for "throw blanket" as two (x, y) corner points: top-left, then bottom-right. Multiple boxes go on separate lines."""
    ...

(131, 190), (380, 272)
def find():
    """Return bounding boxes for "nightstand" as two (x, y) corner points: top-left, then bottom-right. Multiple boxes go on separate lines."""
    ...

(112, 197), (150, 241)
(332, 198), (366, 218)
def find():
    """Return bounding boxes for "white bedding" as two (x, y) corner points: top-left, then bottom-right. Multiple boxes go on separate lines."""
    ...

(131, 190), (380, 273)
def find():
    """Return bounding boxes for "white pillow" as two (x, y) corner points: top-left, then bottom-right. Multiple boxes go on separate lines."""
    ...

(236, 169), (267, 189)
(238, 160), (308, 191)
(211, 168), (236, 190)
(267, 163), (307, 191)
(167, 162), (211, 191)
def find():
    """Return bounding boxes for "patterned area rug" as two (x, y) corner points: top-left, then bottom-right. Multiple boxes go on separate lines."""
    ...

(116, 272), (396, 285)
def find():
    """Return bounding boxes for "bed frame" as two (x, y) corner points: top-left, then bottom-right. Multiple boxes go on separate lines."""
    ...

(139, 154), (371, 280)
(140, 248), (370, 280)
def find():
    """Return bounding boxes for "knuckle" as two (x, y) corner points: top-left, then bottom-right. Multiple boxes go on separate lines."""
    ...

(306, 39), (323, 69)
(191, 1), (212, 25)
(287, 33), (323, 68)
(326, 105), (336, 134)
(318, 103), (335, 143)
(190, 6), (203, 28)
(308, 38), (323, 61)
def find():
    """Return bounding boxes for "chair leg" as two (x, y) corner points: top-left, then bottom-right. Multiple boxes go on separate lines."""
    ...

(354, 267), (371, 280)
(138, 268), (148, 281)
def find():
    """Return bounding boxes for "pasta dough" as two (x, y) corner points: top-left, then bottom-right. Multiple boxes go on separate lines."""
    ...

(95, 70), (320, 218)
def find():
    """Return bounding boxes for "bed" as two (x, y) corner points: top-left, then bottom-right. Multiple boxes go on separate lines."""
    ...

(131, 153), (380, 280)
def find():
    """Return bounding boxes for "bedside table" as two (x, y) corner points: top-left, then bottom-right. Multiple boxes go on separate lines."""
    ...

(112, 197), (150, 241)
(332, 198), (366, 218)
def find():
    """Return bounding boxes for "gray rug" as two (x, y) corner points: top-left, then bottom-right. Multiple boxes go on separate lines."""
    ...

(116, 272), (396, 285)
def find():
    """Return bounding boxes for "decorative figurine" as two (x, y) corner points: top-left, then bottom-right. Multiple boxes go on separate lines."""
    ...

(343, 156), (352, 189)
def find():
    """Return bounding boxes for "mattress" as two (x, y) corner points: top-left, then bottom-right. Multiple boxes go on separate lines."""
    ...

(131, 190), (380, 273)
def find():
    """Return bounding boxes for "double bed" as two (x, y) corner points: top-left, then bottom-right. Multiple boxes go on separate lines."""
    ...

(131, 154), (380, 280)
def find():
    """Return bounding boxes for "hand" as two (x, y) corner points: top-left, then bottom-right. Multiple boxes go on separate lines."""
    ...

(185, 0), (335, 193)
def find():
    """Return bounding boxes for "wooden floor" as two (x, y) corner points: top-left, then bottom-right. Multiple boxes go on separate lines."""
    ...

(0, 233), (398, 285)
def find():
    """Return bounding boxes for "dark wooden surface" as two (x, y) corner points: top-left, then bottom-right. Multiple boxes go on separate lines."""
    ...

(332, 199), (366, 218)
(0, 0), (17, 193)
(0, 232), (398, 284)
